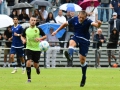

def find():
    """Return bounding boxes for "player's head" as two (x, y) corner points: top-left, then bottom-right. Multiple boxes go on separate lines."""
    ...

(30, 15), (37, 27)
(13, 16), (19, 24)
(78, 10), (87, 23)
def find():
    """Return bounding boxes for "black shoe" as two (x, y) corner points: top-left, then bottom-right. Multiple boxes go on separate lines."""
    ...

(64, 51), (72, 61)
(36, 68), (40, 75)
(80, 77), (86, 87)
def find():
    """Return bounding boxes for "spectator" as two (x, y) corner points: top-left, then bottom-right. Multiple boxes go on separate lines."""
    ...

(107, 28), (119, 67)
(99, 0), (111, 22)
(3, 26), (12, 67)
(110, 0), (120, 19)
(0, 30), (3, 64)
(86, 1), (98, 40)
(46, 28), (59, 68)
(10, 9), (18, 18)
(39, 6), (48, 23)
(51, 0), (60, 7)
(109, 12), (120, 33)
(33, 9), (42, 26)
(18, 9), (30, 23)
(46, 12), (56, 23)
(93, 28), (106, 67)
(55, 10), (66, 53)
(6, 0), (15, 15)
(0, 0), (8, 14)
(64, 11), (74, 48)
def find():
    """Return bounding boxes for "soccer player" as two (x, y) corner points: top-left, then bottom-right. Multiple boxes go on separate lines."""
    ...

(9, 16), (25, 74)
(52, 11), (102, 87)
(21, 16), (46, 82)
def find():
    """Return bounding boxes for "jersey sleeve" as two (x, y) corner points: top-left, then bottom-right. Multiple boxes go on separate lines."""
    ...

(22, 28), (27, 37)
(38, 28), (46, 36)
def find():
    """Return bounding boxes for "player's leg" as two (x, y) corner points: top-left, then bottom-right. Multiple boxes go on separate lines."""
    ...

(17, 48), (25, 74)
(26, 60), (32, 82)
(79, 40), (90, 87)
(26, 49), (32, 82)
(10, 47), (17, 74)
(33, 51), (41, 74)
(19, 56), (25, 74)
(64, 39), (77, 61)
(79, 55), (87, 87)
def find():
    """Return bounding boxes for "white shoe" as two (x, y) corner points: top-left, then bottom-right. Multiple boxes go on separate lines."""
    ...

(11, 70), (17, 74)
(22, 70), (25, 74)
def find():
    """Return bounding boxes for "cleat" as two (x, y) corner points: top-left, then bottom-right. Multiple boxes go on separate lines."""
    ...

(22, 70), (25, 74)
(27, 79), (31, 83)
(36, 68), (40, 74)
(80, 78), (86, 87)
(64, 51), (72, 61)
(11, 69), (17, 74)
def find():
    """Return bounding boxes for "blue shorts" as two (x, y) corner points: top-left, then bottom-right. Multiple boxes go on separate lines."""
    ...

(10, 47), (24, 56)
(72, 36), (90, 57)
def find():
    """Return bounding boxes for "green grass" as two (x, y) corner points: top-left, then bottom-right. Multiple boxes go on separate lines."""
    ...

(0, 67), (120, 90)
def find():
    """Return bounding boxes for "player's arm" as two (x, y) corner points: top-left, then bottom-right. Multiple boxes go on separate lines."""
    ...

(39, 28), (47, 41)
(21, 29), (26, 44)
(91, 20), (102, 28)
(52, 22), (68, 36)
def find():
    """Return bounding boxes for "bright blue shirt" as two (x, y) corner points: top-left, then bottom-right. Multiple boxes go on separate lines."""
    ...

(11, 24), (24, 48)
(68, 16), (93, 41)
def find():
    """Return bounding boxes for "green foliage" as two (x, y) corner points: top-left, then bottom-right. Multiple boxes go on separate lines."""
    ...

(0, 68), (120, 90)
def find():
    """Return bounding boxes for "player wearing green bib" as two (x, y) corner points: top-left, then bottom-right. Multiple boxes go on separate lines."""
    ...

(21, 16), (46, 82)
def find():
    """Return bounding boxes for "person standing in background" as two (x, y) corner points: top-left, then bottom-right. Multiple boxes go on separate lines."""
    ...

(55, 10), (66, 54)
(107, 28), (119, 67)
(86, 1), (98, 40)
(46, 28), (59, 68)
(109, 12), (120, 33)
(3, 26), (12, 67)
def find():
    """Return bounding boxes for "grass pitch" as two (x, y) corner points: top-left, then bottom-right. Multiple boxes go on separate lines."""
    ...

(0, 67), (120, 90)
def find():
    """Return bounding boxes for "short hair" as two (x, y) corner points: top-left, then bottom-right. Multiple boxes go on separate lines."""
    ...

(79, 10), (87, 17)
(13, 16), (19, 20)
(31, 15), (36, 18)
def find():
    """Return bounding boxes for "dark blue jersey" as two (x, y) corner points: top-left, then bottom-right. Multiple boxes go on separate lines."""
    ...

(68, 16), (93, 41)
(11, 24), (24, 48)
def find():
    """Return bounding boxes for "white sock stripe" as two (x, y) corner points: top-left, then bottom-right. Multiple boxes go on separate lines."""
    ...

(12, 62), (16, 65)
(21, 63), (25, 66)
(81, 62), (87, 67)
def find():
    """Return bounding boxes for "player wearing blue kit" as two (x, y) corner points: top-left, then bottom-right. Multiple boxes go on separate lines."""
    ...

(9, 16), (25, 74)
(52, 11), (102, 87)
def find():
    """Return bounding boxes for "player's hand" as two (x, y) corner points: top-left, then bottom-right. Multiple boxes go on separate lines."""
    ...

(51, 31), (57, 36)
(14, 32), (19, 36)
(35, 38), (40, 42)
(97, 20), (102, 24)
(22, 39), (26, 44)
